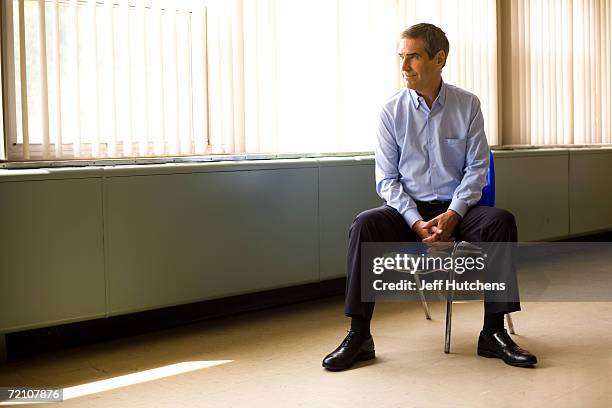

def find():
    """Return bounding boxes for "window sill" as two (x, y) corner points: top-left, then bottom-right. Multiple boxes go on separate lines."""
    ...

(0, 151), (375, 170)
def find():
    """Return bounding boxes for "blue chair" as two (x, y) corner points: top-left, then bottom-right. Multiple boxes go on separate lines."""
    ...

(415, 150), (515, 353)
(477, 150), (495, 207)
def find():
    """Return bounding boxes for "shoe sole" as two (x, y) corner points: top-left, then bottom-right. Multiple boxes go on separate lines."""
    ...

(323, 350), (376, 371)
(477, 348), (537, 367)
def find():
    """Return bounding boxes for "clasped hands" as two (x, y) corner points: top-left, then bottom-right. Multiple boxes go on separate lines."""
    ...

(413, 210), (461, 245)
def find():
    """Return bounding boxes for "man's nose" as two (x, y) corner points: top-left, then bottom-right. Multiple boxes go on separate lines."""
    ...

(402, 58), (410, 72)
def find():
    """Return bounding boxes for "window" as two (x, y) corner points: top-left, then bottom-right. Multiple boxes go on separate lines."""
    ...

(2, 0), (208, 160)
(501, 0), (612, 145)
(7, 0), (607, 163)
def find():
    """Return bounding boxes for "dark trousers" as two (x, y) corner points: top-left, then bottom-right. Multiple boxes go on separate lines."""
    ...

(344, 203), (521, 319)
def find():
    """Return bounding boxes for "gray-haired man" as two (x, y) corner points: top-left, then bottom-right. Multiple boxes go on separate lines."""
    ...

(323, 23), (537, 371)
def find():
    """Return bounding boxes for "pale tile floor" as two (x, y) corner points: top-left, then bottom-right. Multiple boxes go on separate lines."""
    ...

(1, 299), (611, 407)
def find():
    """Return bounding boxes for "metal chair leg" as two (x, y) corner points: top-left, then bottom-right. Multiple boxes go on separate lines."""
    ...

(506, 313), (515, 335)
(444, 271), (455, 354)
(413, 274), (431, 320)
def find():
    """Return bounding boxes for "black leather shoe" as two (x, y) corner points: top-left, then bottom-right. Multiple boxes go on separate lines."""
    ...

(477, 329), (537, 367)
(322, 331), (375, 371)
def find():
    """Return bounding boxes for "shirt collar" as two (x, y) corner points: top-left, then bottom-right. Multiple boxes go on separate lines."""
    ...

(408, 80), (447, 110)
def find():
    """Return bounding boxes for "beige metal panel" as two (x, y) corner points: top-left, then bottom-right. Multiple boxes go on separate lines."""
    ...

(104, 168), (319, 315)
(569, 149), (612, 235)
(0, 178), (106, 333)
(319, 163), (383, 280)
(494, 152), (569, 241)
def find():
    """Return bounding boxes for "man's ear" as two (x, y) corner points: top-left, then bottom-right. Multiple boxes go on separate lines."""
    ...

(435, 50), (446, 67)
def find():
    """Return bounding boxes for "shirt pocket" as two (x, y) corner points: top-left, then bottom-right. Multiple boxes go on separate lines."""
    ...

(442, 138), (467, 169)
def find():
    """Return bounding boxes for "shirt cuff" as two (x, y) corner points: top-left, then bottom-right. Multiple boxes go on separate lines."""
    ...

(448, 199), (469, 218)
(404, 208), (423, 229)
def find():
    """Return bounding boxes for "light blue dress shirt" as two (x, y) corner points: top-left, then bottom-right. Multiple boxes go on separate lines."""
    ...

(375, 81), (490, 228)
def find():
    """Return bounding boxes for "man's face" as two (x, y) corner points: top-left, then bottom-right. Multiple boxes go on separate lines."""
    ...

(397, 37), (444, 92)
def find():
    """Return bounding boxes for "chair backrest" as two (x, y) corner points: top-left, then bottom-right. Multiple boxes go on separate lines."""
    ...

(477, 150), (495, 207)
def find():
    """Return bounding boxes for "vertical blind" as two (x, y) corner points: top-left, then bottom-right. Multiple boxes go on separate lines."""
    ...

(208, 0), (498, 153)
(4, 0), (209, 160)
(2, 0), (499, 161)
(200, 0), (500, 154)
(398, 0), (499, 145)
(5, 0), (609, 161)
(504, 0), (612, 145)
(1, 0), (501, 161)
(173, 0), (402, 155)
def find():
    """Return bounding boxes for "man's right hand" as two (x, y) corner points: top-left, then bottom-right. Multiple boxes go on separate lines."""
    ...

(412, 220), (439, 241)
(413, 220), (456, 251)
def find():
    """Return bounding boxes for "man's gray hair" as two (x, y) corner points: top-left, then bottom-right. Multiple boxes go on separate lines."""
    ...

(401, 23), (449, 66)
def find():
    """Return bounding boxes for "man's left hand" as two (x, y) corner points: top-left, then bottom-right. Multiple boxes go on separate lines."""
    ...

(422, 210), (461, 243)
